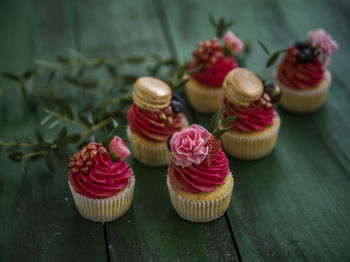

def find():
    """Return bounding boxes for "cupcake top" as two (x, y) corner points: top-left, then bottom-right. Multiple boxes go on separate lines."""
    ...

(168, 124), (230, 194)
(128, 77), (186, 142)
(277, 28), (338, 89)
(68, 136), (133, 199)
(222, 68), (279, 133)
(187, 31), (244, 87)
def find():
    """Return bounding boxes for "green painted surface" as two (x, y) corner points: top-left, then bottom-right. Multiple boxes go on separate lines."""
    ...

(1, 0), (350, 261)
(164, 0), (350, 261)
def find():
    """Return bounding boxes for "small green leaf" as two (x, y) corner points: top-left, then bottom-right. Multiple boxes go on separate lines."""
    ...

(266, 51), (284, 68)
(257, 40), (270, 55)
(56, 134), (81, 148)
(77, 65), (86, 78)
(45, 152), (53, 172)
(213, 125), (234, 139)
(48, 92), (55, 110)
(6, 144), (20, 152)
(173, 78), (189, 91)
(187, 64), (204, 75)
(2, 72), (22, 82)
(176, 64), (187, 80)
(35, 129), (44, 143)
(107, 65), (118, 77)
(59, 100), (67, 116)
(64, 75), (79, 86)
(23, 70), (36, 80)
(209, 14), (217, 27)
(210, 106), (226, 133)
(21, 83), (29, 102)
(220, 115), (237, 125)
(59, 126), (67, 139)
(40, 114), (53, 125)
(48, 119), (61, 129)
(78, 112), (92, 127)
(91, 58), (105, 67)
(9, 152), (23, 162)
(112, 119), (119, 128)
(57, 56), (70, 64)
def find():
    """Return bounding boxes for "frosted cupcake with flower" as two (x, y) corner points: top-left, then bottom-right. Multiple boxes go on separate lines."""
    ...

(166, 111), (234, 222)
(185, 31), (245, 113)
(275, 28), (338, 113)
(68, 136), (135, 222)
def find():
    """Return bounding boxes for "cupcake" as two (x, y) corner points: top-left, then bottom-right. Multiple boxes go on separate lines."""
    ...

(221, 68), (281, 160)
(127, 77), (187, 166)
(68, 136), (135, 222)
(167, 123), (234, 222)
(275, 29), (338, 113)
(185, 31), (244, 113)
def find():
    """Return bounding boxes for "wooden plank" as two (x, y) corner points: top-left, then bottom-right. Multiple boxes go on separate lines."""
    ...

(0, 0), (106, 261)
(162, 0), (350, 261)
(76, 0), (239, 260)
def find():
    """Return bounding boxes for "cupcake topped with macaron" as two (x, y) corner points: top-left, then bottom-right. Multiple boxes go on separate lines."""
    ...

(68, 136), (135, 222)
(127, 77), (187, 166)
(221, 68), (281, 159)
(185, 31), (244, 113)
(275, 28), (338, 113)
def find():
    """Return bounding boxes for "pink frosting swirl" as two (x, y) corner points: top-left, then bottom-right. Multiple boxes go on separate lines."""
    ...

(170, 124), (210, 167)
(188, 57), (237, 87)
(277, 46), (324, 89)
(223, 98), (276, 133)
(69, 153), (133, 199)
(127, 103), (185, 142)
(169, 147), (229, 194)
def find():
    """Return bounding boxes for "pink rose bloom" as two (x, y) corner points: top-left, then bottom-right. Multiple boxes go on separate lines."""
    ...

(109, 136), (130, 160)
(224, 31), (244, 54)
(170, 124), (210, 167)
(307, 29), (338, 66)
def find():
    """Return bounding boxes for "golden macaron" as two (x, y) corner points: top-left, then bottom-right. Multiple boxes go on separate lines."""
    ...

(133, 77), (172, 112)
(223, 68), (263, 107)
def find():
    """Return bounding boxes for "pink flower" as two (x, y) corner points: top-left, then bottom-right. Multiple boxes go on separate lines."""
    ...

(170, 124), (210, 167)
(307, 29), (338, 66)
(109, 136), (130, 160)
(223, 31), (244, 54)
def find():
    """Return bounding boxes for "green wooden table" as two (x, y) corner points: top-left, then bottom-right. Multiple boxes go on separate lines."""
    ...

(1, 0), (349, 261)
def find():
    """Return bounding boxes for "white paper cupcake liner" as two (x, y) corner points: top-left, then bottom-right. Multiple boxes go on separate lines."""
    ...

(274, 69), (331, 113)
(127, 127), (172, 167)
(221, 115), (281, 160)
(68, 176), (135, 222)
(166, 174), (233, 223)
(185, 79), (223, 113)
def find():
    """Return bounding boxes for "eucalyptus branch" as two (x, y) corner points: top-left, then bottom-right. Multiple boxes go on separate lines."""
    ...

(0, 141), (34, 147)
(44, 109), (85, 127)
(81, 117), (114, 140)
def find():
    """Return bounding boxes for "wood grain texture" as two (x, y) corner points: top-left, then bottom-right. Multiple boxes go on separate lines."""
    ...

(0, 0), (106, 261)
(162, 0), (350, 261)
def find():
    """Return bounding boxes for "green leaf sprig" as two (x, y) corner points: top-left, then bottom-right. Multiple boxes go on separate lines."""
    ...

(209, 14), (235, 38)
(257, 40), (286, 84)
(210, 106), (237, 139)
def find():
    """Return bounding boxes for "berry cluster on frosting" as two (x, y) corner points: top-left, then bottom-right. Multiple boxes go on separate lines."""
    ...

(188, 31), (244, 87)
(68, 136), (133, 199)
(277, 29), (338, 89)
